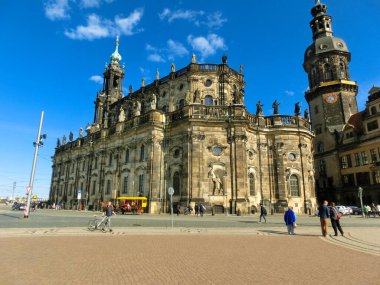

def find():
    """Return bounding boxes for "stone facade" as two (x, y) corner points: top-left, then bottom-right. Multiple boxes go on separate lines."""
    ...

(303, 1), (380, 204)
(50, 43), (316, 215)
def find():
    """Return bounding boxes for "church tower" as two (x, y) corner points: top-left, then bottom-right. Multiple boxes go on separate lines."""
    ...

(94, 36), (125, 127)
(303, 1), (358, 200)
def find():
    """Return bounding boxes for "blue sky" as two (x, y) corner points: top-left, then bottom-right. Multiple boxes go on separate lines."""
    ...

(0, 0), (379, 199)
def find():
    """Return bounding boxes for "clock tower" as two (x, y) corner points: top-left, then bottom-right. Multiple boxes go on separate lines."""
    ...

(303, 1), (358, 201)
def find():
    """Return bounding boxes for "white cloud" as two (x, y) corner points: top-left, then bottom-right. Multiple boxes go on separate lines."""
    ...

(167, 39), (188, 59)
(90, 75), (103, 84)
(159, 8), (204, 24)
(80, 0), (101, 8)
(115, 8), (144, 35)
(147, 54), (165, 62)
(64, 14), (112, 40)
(64, 9), (143, 40)
(206, 12), (227, 29)
(44, 0), (70, 21)
(285, 90), (295, 96)
(187, 34), (226, 59)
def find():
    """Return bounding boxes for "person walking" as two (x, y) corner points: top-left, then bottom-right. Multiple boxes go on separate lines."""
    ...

(371, 203), (377, 218)
(199, 203), (205, 217)
(284, 206), (296, 235)
(329, 202), (344, 236)
(259, 204), (267, 223)
(318, 200), (330, 237)
(195, 203), (199, 217)
(103, 201), (115, 232)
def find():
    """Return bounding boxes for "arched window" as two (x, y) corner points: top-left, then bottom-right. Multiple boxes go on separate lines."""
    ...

(204, 95), (214, 106)
(106, 179), (111, 195)
(123, 176), (128, 194)
(108, 153), (113, 166)
(249, 173), (255, 196)
(290, 175), (300, 196)
(339, 62), (346, 79)
(324, 64), (333, 81)
(162, 105), (168, 113)
(173, 172), (180, 195)
(125, 149), (129, 163)
(140, 145), (145, 161)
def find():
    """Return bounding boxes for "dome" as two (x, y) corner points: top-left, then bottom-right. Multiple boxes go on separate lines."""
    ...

(110, 36), (122, 64)
(303, 36), (350, 71)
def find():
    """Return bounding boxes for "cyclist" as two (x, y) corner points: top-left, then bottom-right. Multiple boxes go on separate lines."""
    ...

(103, 201), (116, 232)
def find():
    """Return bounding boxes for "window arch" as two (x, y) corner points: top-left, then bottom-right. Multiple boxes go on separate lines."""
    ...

(123, 176), (128, 194)
(108, 153), (113, 166)
(249, 173), (255, 196)
(290, 175), (300, 196)
(204, 95), (214, 106)
(140, 145), (145, 161)
(173, 172), (180, 195)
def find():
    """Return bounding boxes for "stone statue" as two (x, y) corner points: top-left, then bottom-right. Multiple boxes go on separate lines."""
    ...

(62, 135), (67, 145)
(185, 90), (192, 104)
(191, 53), (196, 64)
(150, 93), (157, 110)
(79, 127), (83, 138)
(118, 107), (125, 122)
(209, 167), (223, 195)
(272, 100), (280, 115)
(233, 88), (244, 105)
(256, 101), (263, 116)
(304, 109), (309, 121)
(171, 63), (175, 72)
(69, 132), (73, 142)
(295, 102), (301, 116)
(155, 69), (159, 80)
(56, 138), (61, 148)
(239, 64), (244, 74)
(141, 78), (145, 88)
(194, 89), (201, 103)
(134, 100), (141, 116)
(129, 85), (133, 93)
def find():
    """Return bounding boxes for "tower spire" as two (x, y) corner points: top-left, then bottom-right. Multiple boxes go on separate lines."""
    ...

(110, 35), (122, 64)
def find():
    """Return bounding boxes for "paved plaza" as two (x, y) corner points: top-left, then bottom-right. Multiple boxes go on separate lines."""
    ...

(0, 206), (379, 285)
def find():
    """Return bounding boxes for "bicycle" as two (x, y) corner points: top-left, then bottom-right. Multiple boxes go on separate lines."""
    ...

(88, 215), (110, 233)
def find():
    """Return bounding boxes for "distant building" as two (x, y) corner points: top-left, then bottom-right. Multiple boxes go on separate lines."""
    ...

(303, 1), (380, 204)
(49, 38), (316, 214)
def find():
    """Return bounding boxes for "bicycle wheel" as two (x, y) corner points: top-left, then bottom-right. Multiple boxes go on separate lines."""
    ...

(88, 220), (96, 231)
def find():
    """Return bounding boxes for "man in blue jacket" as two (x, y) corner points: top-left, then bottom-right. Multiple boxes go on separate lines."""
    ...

(318, 200), (330, 237)
(284, 206), (296, 235)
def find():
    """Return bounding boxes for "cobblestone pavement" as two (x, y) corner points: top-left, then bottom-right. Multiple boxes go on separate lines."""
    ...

(0, 207), (379, 285)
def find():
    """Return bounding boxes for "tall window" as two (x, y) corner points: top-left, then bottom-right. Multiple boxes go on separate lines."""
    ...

(138, 174), (145, 195)
(82, 160), (85, 171)
(318, 160), (326, 174)
(92, 181), (96, 195)
(123, 176), (128, 194)
(179, 99), (185, 109)
(361, 152), (368, 165)
(125, 149), (129, 163)
(106, 180), (111, 195)
(341, 156), (348, 169)
(290, 175), (300, 196)
(373, 170), (380, 184)
(204, 95), (214, 106)
(140, 145), (145, 161)
(354, 153), (362, 166)
(317, 142), (324, 153)
(249, 173), (255, 196)
(324, 64), (333, 81)
(94, 157), (98, 169)
(109, 153), (113, 166)
(173, 172), (180, 195)
(370, 149), (379, 162)
(347, 155), (353, 168)
(367, 120), (379, 132)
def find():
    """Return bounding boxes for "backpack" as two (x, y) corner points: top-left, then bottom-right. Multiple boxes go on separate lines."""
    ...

(262, 207), (267, 215)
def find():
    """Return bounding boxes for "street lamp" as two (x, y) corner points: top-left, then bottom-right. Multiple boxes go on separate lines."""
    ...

(358, 186), (364, 218)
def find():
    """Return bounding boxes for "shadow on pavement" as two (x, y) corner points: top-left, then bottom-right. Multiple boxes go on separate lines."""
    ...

(0, 213), (22, 220)
(258, 229), (318, 237)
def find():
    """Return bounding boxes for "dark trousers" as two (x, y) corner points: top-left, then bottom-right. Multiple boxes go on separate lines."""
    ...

(260, 214), (266, 223)
(330, 219), (344, 236)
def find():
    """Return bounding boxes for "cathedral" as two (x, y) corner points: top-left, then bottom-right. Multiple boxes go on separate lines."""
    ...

(49, 35), (316, 214)
(55, 1), (380, 214)
(303, 1), (380, 205)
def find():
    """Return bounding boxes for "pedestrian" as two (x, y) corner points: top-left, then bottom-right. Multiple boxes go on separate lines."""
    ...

(370, 203), (377, 218)
(284, 206), (296, 235)
(195, 204), (199, 216)
(329, 202), (344, 236)
(199, 203), (205, 217)
(363, 205), (369, 218)
(259, 204), (267, 223)
(318, 200), (330, 237)
(103, 201), (115, 232)
(176, 204), (181, 216)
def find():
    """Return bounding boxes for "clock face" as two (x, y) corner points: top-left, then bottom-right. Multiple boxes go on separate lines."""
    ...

(325, 93), (337, 104)
(212, 146), (223, 156)
(288, 153), (296, 161)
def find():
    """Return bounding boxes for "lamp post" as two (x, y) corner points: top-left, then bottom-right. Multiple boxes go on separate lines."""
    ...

(24, 111), (46, 218)
(358, 186), (364, 218)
